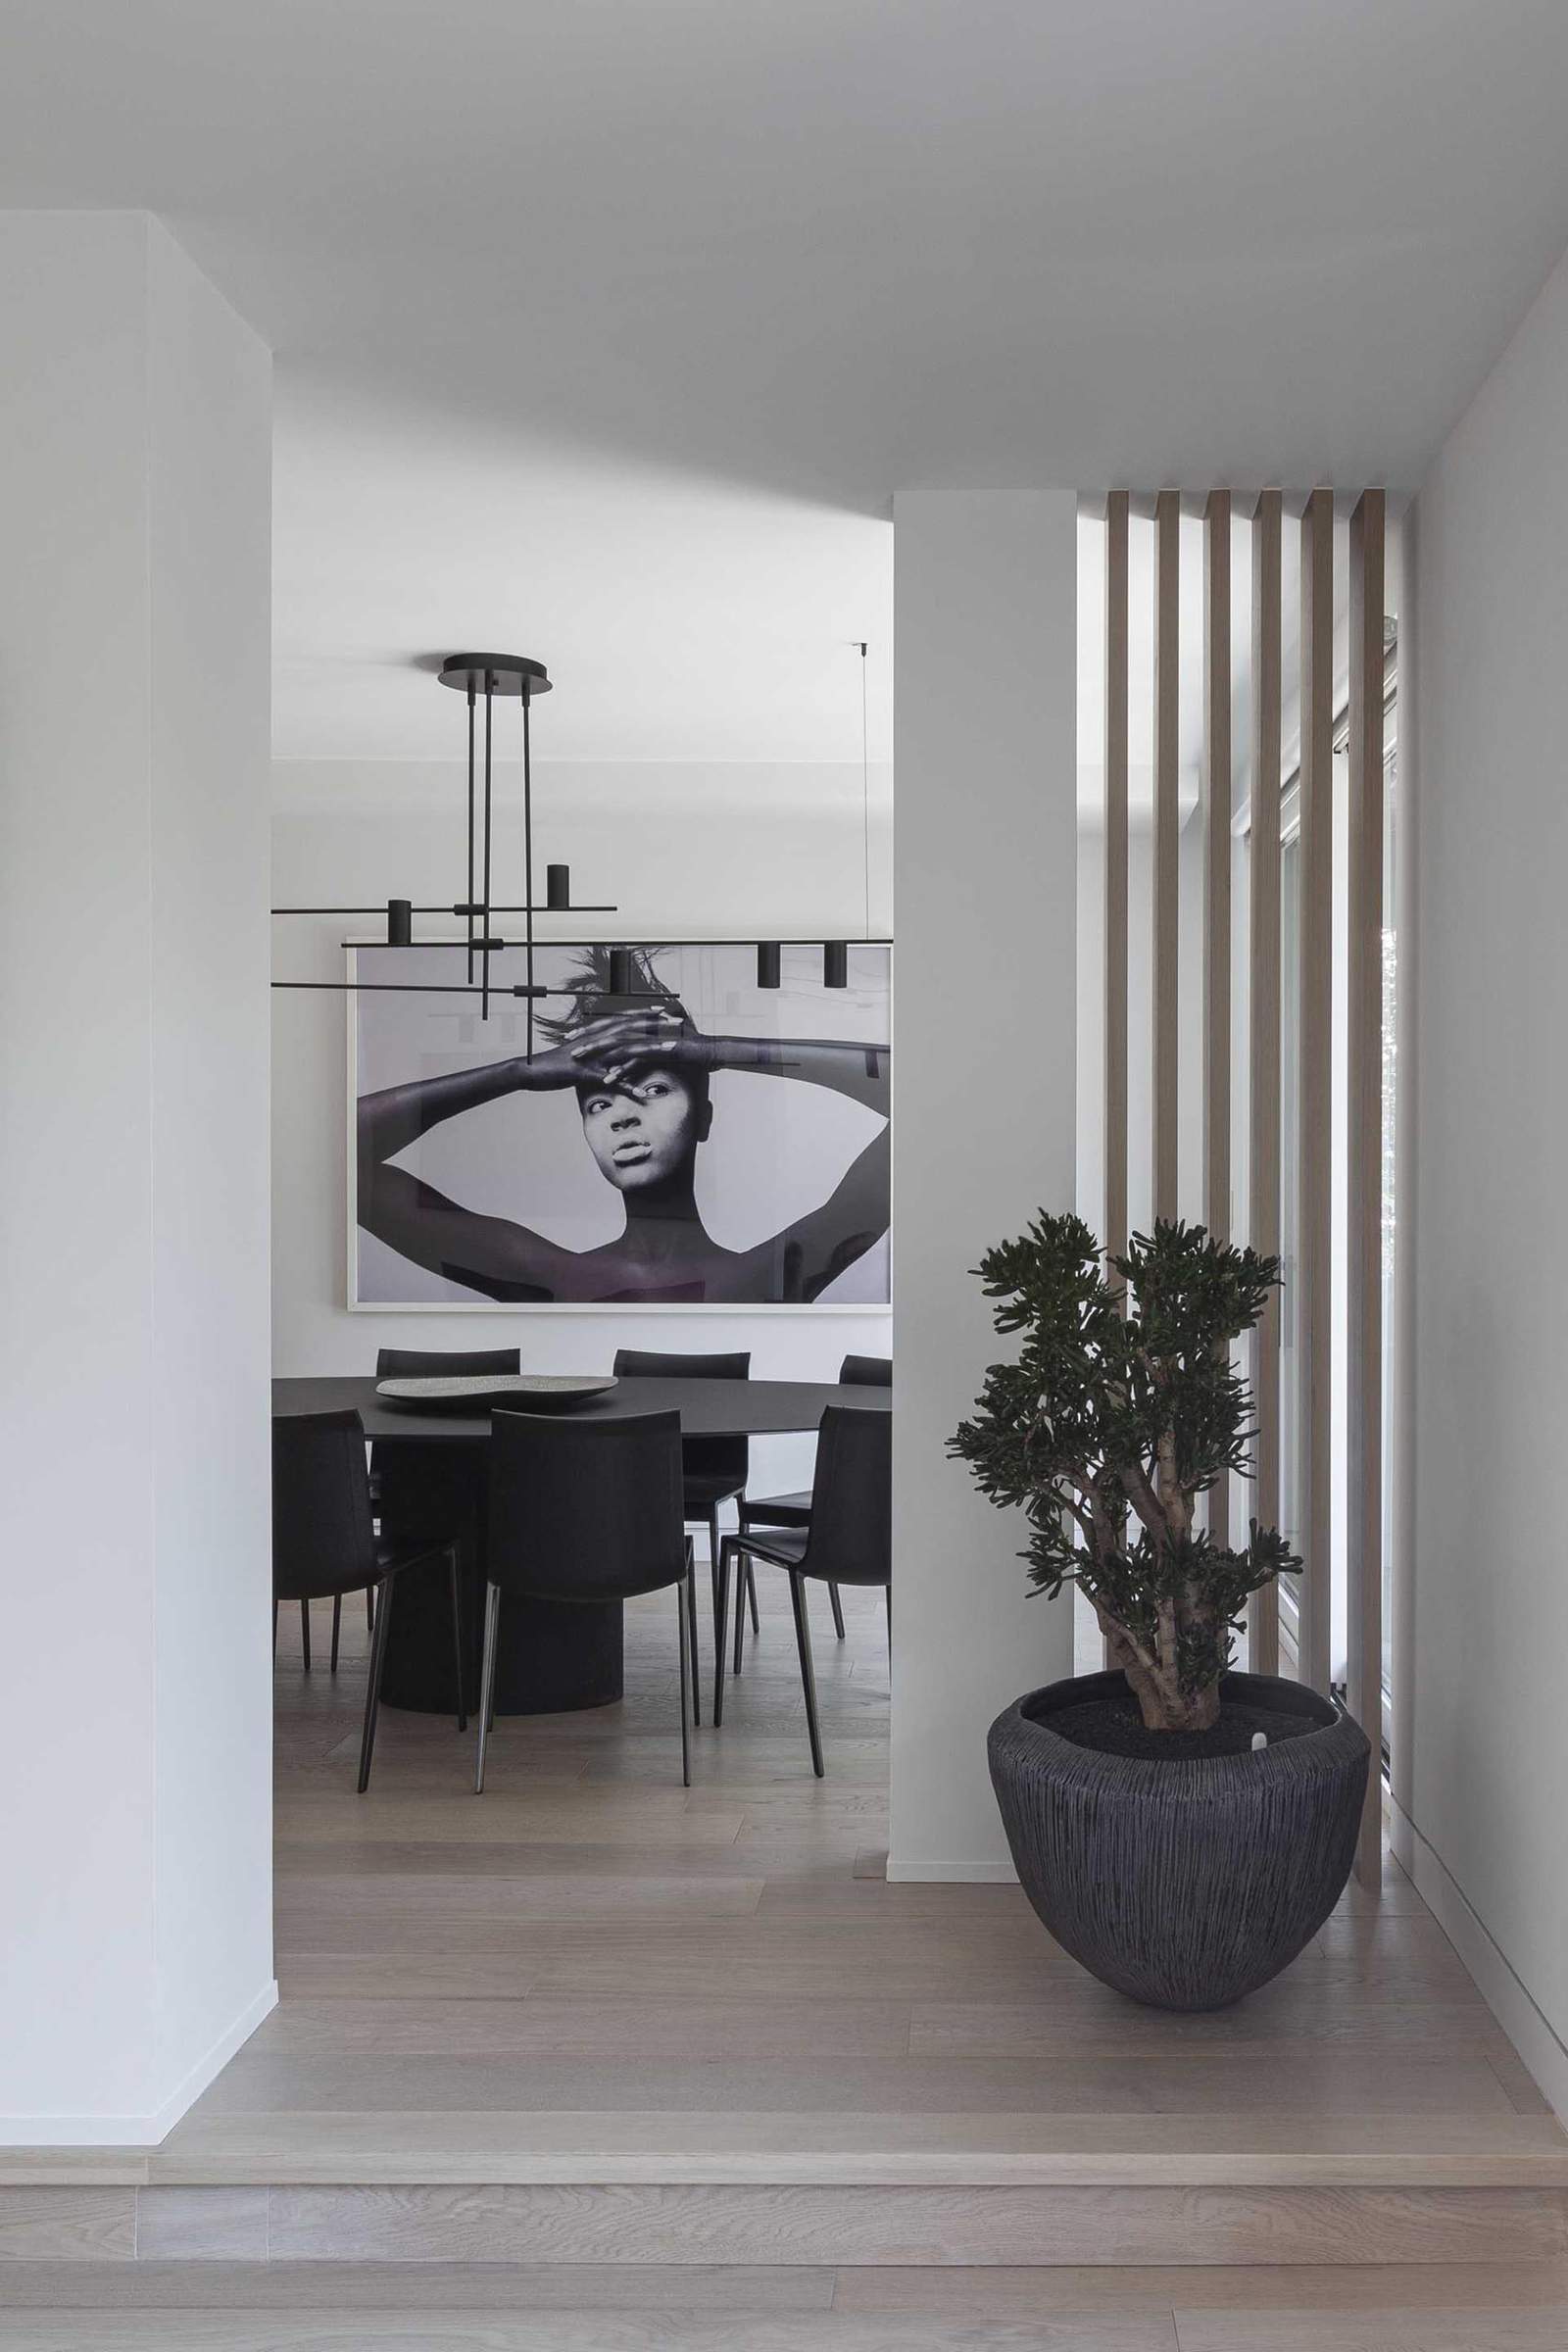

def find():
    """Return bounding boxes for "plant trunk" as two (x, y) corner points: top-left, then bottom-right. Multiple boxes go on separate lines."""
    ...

(1121, 1657), (1222, 1736)
(1096, 1610), (1223, 1736)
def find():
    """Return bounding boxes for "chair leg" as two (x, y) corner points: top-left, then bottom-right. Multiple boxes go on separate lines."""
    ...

(272, 1598), (278, 1659)
(474, 1582), (502, 1792)
(675, 1570), (693, 1789)
(885, 1582), (892, 1665)
(709, 1507), (726, 1680)
(330, 1593), (342, 1673)
(686, 1539), (702, 1727)
(447, 1549), (468, 1733)
(732, 1533), (747, 1680)
(828, 1581), (846, 1640)
(747, 1558), (760, 1636)
(367, 1586), (375, 1633)
(713, 1542), (734, 1727)
(788, 1571), (824, 1779)
(356, 1575), (395, 1793)
(300, 1598), (312, 1671)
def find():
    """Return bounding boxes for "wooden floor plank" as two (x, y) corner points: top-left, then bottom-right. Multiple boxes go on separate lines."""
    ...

(247, 1998), (913, 2061)
(1171, 2312), (1568, 2350)
(0, 2261), (834, 2312)
(0, 2311), (1173, 2350)
(832, 2261), (1568, 2315)
(256, 2181), (1568, 2266)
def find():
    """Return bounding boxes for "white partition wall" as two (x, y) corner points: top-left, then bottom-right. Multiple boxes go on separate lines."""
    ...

(0, 215), (274, 2141)
(1395, 237), (1568, 2117)
(888, 488), (1077, 1881)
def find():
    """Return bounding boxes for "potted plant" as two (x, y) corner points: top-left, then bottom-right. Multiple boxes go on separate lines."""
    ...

(952, 1211), (1369, 2010)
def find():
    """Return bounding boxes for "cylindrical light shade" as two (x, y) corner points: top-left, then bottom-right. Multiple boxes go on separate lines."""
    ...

(609, 946), (634, 996)
(546, 862), (570, 910)
(823, 941), (849, 989)
(386, 898), (413, 947)
(757, 942), (781, 990)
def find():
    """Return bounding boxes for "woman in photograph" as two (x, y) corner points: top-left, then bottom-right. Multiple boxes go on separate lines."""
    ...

(357, 950), (889, 1303)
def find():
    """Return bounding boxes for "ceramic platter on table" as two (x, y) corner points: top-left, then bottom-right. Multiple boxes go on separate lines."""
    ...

(374, 1374), (618, 1413)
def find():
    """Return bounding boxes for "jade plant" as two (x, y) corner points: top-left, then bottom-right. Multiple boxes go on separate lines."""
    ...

(951, 1212), (1298, 1734)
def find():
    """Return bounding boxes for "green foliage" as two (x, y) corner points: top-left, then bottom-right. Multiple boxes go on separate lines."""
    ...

(951, 1213), (1300, 1730)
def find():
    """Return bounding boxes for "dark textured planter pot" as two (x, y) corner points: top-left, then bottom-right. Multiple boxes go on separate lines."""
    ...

(988, 1668), (1371, 2011)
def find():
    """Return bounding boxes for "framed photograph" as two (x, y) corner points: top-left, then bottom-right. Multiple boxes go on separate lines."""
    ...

(349, 940), (890, 1310)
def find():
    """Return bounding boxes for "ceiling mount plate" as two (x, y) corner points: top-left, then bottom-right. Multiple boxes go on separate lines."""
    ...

(438, 653), (552, 698)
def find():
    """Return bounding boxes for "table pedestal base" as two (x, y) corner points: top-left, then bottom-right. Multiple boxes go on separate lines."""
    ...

(378, 1553), (625, 1717)
(372, 1446), (625, 1716)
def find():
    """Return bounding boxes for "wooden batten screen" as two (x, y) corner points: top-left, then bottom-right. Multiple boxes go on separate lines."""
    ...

(1152, 492), (1180, 1223)
(1103, 491), (1130, 1277)
(1093, 487), (1389, 1875)
(1248, 491), (1283, 1678)
(1202, 492), (1232, 1549)
(1295, 488), (1334, 1698)
(1347, 490), (1387, 1873)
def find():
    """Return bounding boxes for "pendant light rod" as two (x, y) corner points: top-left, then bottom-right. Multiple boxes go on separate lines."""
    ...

(858, 638), (870, 944)
(522, 680), (535, 1055)
(480, 673), (495, 1018)
(273, 903), (617, 916)
(273, 980), (553, 997)
(324, 933), (893, 948)
(466, 681), (476, 982)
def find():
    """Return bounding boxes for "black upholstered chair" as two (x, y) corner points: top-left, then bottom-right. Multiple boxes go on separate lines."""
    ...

(272, 1408), (467, 1791)
(737, 1353), (890, 1659)
(478, 1410), (696, 1791)
(360, 1345), (522, 1670)
(716, 1406), (891, 1777)
(612, 1348), (754, 1718)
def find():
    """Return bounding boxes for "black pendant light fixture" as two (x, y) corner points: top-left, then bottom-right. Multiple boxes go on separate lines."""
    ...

(272, 653), (619, 1031)
(272, 641), (889, 1011)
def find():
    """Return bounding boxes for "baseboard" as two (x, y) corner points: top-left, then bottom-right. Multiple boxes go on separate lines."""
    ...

(885, 1857), (1019, 1883)
(1391, 1795), (1568, 2130)
(0, 1977), (277, 2149)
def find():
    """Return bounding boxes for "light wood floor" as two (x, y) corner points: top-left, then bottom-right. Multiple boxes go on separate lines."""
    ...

(2, 1574), (1565, 2345)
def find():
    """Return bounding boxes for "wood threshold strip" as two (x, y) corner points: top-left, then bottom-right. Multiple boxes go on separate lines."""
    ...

(132, 2109), (1568, 2189)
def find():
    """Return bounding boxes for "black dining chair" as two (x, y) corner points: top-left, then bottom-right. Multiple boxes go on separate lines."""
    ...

(716, 1405), (891, 1777)
(736, 1353), (890, 1661)
(357, 1345), (522, 1672)
(272, 1408), (467, 1791)
(477, 1409), (696, 1791)
(611, 1348), (755, 1720)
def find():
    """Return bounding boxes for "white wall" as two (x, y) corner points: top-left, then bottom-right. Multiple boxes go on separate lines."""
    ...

(1396, 237), (1568, 2114)
(0, 216), (273, 2140)
(888, 488), (1077, 1880)
(272, 758), (893, 1497)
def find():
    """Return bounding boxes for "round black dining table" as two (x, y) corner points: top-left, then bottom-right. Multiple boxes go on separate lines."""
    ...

(270, 1373), (890, 1717)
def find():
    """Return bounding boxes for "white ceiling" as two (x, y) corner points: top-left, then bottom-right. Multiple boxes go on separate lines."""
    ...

(3, 2), (1566, 760)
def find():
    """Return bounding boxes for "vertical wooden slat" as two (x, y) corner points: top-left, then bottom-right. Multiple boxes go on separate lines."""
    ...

(1152, 491), (1180, 1222)
(1103, 492), (1130, 1272)
(1248, 491), (1283, 1676)
(1296, 487), (1335, 1696)
(1102, 492), (1131, 1671)
(1348, 488), (1387, 1875)
(1203, 492), (1232, 1548)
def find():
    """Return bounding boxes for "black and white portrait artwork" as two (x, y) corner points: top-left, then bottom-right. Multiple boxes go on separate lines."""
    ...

(352, 942), (891, 1308)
